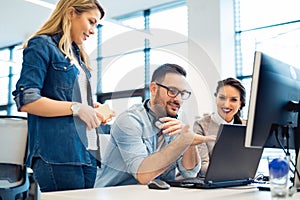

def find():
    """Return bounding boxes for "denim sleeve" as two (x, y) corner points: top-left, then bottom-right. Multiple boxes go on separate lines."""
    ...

(13, 88), (41, 111)
(12, 36), (49, 110)
(110, 112), (149, 178)
(177, 155), (201, 178)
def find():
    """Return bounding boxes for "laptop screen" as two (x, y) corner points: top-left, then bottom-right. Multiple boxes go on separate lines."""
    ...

(205, 124), (263, 182)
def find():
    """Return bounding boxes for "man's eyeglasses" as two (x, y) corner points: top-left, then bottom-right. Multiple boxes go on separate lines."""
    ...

(155, 82), (191, 100)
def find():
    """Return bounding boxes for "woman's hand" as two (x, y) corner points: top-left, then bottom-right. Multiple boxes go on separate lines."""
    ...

(192, 134), (216, 145)
(94, 102), (115, 125)
(76, 103), (101, 130)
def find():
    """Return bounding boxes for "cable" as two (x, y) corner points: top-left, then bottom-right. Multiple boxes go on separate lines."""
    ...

(273, 125), (300, 184)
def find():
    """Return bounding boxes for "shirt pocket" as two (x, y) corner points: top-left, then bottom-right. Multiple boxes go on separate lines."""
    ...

(49, 61), (77, 90)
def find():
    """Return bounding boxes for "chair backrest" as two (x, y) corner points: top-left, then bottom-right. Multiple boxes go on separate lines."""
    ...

(0, 116), (29, 200)
(0, 116), (28, 165)
(99, 134), (110, 158)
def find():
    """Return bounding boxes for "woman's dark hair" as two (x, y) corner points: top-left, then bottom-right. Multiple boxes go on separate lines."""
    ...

(214, 77), (246, 122)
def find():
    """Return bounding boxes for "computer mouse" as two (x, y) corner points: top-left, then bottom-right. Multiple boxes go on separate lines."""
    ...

(147, 179), (170, 190)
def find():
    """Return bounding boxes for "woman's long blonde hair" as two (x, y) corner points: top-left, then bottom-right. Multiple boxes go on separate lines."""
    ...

(23, 0), (105, 71)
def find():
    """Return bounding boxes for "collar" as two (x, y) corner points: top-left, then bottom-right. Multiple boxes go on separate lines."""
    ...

(212, 112), (234, 124)
(51, 33), (80, 58)
(51, 33), (91, 79)
(51, 33), (62, 46)
(143, 99), (157, 120)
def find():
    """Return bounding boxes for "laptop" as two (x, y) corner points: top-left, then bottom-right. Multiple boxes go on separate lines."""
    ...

(166, 124), (263, 189)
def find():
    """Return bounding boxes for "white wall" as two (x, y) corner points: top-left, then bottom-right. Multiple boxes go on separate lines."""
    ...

(181, 0), (236, 125)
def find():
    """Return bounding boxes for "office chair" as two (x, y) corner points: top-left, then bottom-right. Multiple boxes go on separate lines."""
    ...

(0, 116), (30, 200)
(99, 134), (111, 158)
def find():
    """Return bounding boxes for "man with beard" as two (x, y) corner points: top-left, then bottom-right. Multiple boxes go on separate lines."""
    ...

(94, 63), (215, 187)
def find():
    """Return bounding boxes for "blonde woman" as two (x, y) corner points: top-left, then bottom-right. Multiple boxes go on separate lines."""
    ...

(12, 0), (111, 192)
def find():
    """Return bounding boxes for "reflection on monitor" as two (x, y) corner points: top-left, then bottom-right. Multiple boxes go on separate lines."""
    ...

(245, 51), (300, 148)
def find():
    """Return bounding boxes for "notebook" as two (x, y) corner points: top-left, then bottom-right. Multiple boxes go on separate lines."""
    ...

(166, 124), (263, 189)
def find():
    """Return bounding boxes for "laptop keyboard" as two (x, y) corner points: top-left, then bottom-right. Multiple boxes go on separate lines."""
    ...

(178, 177), (205, 184)
(166, 177), (205, 187)
(168, 177), (255, 188)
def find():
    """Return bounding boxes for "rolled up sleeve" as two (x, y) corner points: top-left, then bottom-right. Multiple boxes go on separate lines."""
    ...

(111, 112), (149, 178)
(12, 36), (49, 111)
(13, 88), (41, 111)
(177, 156), (201, 178)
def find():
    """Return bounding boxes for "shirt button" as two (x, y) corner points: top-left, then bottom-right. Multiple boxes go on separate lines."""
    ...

(64, 66), (67, 70)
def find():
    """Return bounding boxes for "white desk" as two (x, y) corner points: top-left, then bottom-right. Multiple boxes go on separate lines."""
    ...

(41, 185), (299, 200)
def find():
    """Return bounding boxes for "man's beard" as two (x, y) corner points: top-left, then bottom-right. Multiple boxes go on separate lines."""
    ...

(152, 92), (178, 118)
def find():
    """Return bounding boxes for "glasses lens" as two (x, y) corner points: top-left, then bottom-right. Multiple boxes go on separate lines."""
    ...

(181, 91), (191, 100)
(167, 88), (178, 97)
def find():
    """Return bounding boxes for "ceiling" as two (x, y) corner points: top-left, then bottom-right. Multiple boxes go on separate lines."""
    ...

(0, 0), (179, 49)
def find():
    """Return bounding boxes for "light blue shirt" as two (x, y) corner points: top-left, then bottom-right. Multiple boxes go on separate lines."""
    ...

(94, 100), (200, 187)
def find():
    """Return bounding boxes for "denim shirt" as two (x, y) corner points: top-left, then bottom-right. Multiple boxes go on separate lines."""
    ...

(12, 34), (95, 167)
(94, 101), (200, 187)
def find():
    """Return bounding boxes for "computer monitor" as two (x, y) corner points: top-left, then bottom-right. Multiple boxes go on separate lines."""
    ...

(245, 51), (300, 147)
(244, 51), (300, 189)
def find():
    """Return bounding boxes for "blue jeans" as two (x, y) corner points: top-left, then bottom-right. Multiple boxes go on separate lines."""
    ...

(32, 157), (97, 192)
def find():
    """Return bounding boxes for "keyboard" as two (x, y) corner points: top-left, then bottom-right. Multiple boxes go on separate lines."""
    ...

(167, 177), (253, 189)
(178, 177), (205, 184)
(166, 177), (205, 187)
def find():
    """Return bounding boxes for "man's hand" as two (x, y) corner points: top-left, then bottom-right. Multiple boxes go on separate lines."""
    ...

(158, 117), (184, 136)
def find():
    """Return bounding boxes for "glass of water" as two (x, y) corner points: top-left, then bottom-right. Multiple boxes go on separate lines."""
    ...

(268, 156), (290, 199)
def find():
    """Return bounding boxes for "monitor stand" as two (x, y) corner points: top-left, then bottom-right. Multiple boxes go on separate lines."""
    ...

(295, 152), (300, 190)
(284, 101), (300, 191)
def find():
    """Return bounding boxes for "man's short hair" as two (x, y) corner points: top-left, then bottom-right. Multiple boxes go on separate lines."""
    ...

(151, 63), (187, 83)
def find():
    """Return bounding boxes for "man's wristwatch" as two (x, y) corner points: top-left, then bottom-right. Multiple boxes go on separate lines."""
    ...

(71, 102), (81, 116)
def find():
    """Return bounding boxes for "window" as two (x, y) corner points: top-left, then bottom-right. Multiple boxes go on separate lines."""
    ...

(234, 0), (300, 118)
(96, 2), (188, 119)
(236, 0), (300, 75)
(1, 2), (188, 118)
(235, 0), (300, 174)
(0, 46), (24, 116)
